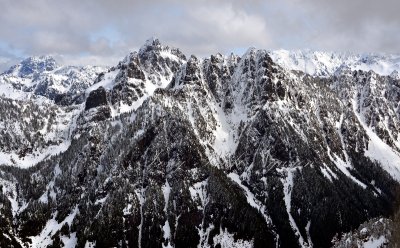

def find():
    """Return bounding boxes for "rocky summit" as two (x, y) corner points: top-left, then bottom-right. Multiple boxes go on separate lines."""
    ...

(1, 38), (400, 248)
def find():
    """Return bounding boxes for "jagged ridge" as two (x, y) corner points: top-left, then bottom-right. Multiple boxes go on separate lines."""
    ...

(0, 39), (400, 248)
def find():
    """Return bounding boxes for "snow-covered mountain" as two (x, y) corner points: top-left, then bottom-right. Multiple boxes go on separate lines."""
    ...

(0, 56), (105, 169)
(269, 49), (400, 77)
(1, 39), (400, 248)
(0, 55), (104, 103)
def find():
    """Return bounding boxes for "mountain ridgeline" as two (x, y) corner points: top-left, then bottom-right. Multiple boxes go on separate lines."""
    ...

(1, 39), (400, 248)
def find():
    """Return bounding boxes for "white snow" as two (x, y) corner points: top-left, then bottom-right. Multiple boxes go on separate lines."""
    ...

(161, 180), (173, 248)
(61, 232), (77, 248)
(212, 107), (236, 156)
(197, 224), (215, 248)
(107, 71), (173, 116)
(135, 188), (146, 248)
(0, 177), (28, 217)
(363, 128), (400, 181)
(327, 151), (367, 189)
(352, 92), (400, 181)
(277, 167), (312, 248)
(305, 221), (313, 248)
(188, 180), (209, 210)
(123, 203), (132, 215)
(94, 195), (108, 205)
(228, 173), (271, 225)
(360, 227), (368, 234)
(84, 241), (96, 248)
(160, 51), (180, 62)
(162, 180), (171, 212)
(212, 226), (253, 248)
(320, 163), (338, 182)
(269, 50), (400, 76)
(362, 235), (386, 248)
(326, 111), (367, 189)
(0, 99), (82, 168)
(269, 50), (336, 76)
(0, 82), (41, 101)
(162, 220), (172, 248)
(336, 113), (351, 163)
(179, 86), (248, 167)
(30, 206), (79, 248)
(38, 180), (56, 204)
(85, 69), (120, 93)
(0, 140), (71, 168)
(320, 165), (333, 182)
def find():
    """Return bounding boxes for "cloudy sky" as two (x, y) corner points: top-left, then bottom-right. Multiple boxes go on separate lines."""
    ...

(0, 0), (399, 70)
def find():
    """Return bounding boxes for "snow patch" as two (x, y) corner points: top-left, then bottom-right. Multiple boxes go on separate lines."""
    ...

(0, 177), (28, 218)
(135, 188), (146, 248)
(61, 232), (77, 248)
(353, 93), (400, 181)
(84, 241), (96, 248)
(188, 180), (209, 210)
(0, 140), (71, 168)
(161, 180), (173, 248)
(228, 173), (272, 225)
(162, 180), (171, 212)
(30, 206), (79, 248)
(213, 226), (253, 248)
(320, 163), (338, 182)
(269, 50), (400, 76)
(328, 151), (367, 189)
(162, 220), (173, 248)
(277, 167), (312, 248)
(85, 69), (119, 93)
(362, 235), (386, 248)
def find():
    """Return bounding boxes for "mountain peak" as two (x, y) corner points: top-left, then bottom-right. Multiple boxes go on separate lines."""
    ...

(139, 37), (162, 55)
(139, 38), (186, 60)
(390, 70), (399, 79)
(4, 55), (58, 77)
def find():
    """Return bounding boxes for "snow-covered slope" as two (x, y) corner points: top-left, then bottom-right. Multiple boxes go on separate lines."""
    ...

(0, 56), (104, 102)
(86, 38), (186, 116)
(0, 56), (104, 169)
(269, 49), (400, 76)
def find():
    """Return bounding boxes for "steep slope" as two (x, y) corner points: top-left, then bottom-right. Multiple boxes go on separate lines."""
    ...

(84, 38), (186, 117)
(0, 97), (80, 168)
(0, 40), (400, 248)
(0, 56), (104, 170)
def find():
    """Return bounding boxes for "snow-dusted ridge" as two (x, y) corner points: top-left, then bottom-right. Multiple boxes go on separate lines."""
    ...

(269, 49), (400, 76)
(0, 55), (105, 101)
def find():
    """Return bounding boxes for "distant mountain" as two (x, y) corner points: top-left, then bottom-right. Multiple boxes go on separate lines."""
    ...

(0, 55), (105, 104)
(4, 56), (59, 77)
(269, 49), (400, 76)
(0, 39), (400, 248)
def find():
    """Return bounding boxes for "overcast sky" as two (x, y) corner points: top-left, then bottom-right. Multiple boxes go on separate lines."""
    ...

(0, 0), (399, 70)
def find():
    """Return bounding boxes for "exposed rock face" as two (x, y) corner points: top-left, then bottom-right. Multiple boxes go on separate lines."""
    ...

(85, 86), (108, 111)
(0, 40), (400, 248)
(109, 38), (186, 111)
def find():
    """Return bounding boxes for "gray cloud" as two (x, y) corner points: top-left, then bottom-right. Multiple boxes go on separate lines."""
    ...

(278, 0), (400, 52)
(0, 0), (398, 70)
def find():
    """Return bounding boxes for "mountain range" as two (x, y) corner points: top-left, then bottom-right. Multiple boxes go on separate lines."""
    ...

(0, 38), (400, 248)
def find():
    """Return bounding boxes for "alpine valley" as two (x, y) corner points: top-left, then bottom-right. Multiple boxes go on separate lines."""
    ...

(1, 39), (400, 248)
